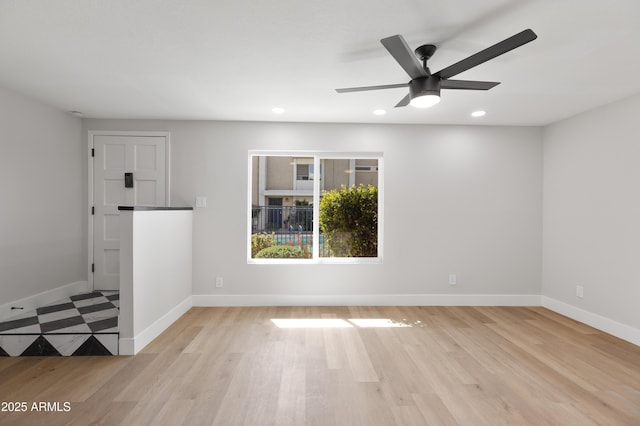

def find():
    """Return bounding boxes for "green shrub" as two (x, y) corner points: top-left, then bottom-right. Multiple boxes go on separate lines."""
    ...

(254, 245), (306, 259)
(319, 184), (378, 257)
(251, 232), (275, 257)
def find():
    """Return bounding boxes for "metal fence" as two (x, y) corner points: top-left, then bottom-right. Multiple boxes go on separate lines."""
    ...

(251, 206), (334, 256)
(251, 205), (313, 233)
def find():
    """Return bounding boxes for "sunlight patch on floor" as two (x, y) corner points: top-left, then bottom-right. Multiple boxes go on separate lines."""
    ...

(271, 318), (353, 328)
(348, 318), (411, 328)
(271, 318), (414, 329)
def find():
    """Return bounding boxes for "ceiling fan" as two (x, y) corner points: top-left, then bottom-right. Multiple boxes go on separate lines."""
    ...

(336, 29), (537, 108)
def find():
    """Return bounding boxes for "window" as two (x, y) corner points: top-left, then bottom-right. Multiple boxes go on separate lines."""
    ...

(248, 151), (383, 263)
(295, 159), (315, 180)
(296, 164), (310, 180)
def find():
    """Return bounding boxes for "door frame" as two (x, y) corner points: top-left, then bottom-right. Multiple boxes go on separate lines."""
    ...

(87, 130), (171, 289)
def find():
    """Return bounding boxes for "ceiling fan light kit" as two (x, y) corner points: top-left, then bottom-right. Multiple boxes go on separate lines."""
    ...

(409, 77), (441, 108)
(336, 29), (537, 110)
(410, 94), (440, 108)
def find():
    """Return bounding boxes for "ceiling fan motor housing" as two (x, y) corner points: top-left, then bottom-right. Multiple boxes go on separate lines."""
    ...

(409, 77), (441, 100)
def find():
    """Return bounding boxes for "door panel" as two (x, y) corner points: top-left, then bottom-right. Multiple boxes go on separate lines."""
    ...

(93, 134), (167, 290)
(135, 180), (158, 205)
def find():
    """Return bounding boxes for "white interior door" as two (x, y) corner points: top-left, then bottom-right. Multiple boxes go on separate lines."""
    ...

(92, 134), (167, 290)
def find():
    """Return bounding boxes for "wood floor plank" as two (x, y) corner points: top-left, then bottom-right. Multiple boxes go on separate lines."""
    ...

(64, 353), (156, 424)
(365, 328), (424, 404)
(33, 356), (128, 403)
(341, 328), (379, 383)
(0, 356), (25, 375)
(274, 337), (306, 426)
(0, 306), (638, 425)
(0, 357), (45, 390)
(322, 314), (349, 371)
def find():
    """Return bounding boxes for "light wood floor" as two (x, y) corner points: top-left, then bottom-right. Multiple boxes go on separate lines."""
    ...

(1, 306), (639, 425)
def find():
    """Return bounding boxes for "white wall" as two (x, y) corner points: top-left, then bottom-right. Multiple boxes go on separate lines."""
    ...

(4, 81), (637, 337)
(119, 209), (193, 354)
(84, 119), (542, 303)
(543, 94), (640, 332)
(0, 86), (84, 306)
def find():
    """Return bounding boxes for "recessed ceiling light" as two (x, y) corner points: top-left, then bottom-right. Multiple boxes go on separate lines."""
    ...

(272, 107), (285, 114)
(372, 109), (386, 116)
(69, 110), (84, 117)
(471, 110), (486, 117)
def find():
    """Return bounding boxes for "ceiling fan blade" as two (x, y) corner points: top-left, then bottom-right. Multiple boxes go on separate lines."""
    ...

(335, 83), (408, 93)
(440, 80), (500, 90)
(434, 29), (537, 79)
(395, 93), (411, 108)
(380, 35), (429, 80)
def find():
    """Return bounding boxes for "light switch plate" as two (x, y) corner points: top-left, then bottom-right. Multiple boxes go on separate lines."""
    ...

(195, 196), (207, 208)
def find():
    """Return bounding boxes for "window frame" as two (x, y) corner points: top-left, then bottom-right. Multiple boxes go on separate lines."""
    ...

(248, 150), (384, 264)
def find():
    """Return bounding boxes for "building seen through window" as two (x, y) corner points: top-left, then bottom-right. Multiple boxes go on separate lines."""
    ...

(249, 153), (381, 261)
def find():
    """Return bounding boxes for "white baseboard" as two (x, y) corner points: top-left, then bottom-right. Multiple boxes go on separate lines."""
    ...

(0, 281), (90, 321)
(192, 293), (542, 307)
(119, 296), (193, 356)
(542, 296), (640, 346)
(114, 294), (638, 355)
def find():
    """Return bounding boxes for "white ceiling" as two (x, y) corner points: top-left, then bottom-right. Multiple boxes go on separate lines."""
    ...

(1, 0), (639, 126)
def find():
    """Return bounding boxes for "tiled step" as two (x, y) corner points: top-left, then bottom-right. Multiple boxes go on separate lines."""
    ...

(0, 291), (119, 356)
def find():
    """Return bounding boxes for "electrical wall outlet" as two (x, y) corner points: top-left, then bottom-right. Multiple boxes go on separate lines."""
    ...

(215, 277), (224, 288)
(576, 285), (584, 298)
(448, 274), (457, 285)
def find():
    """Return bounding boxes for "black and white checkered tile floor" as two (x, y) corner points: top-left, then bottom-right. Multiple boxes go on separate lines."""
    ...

(0, 291), (119, 356)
